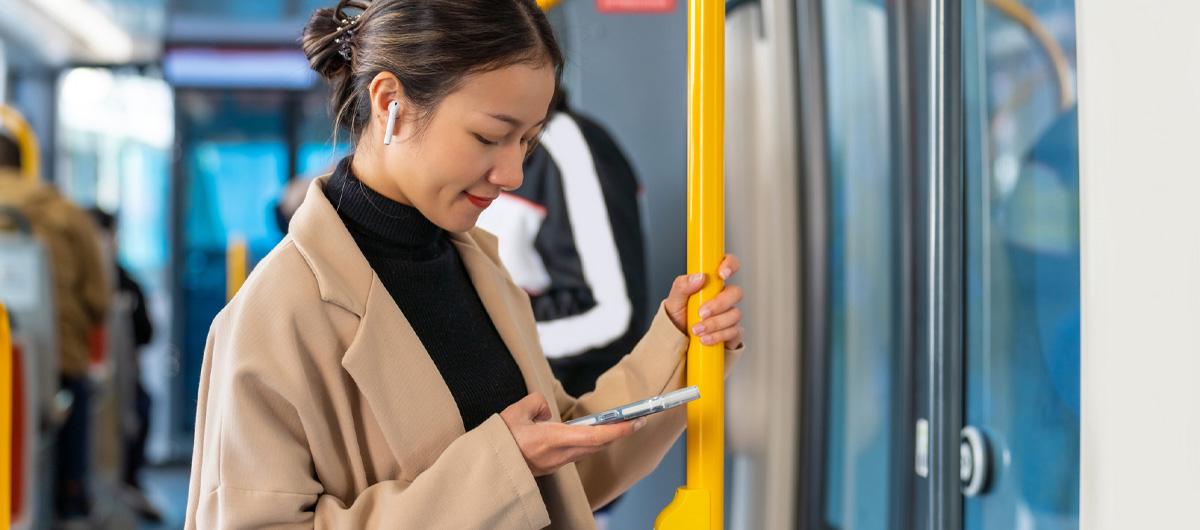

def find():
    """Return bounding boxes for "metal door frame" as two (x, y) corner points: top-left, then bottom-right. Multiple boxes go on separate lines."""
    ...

(794, 0), (966, 527)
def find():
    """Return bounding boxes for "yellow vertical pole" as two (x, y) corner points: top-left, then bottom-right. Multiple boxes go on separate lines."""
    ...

(1, 302), (13, 530)
(227, 236), (248, 302)
(655, 0), (725, 529)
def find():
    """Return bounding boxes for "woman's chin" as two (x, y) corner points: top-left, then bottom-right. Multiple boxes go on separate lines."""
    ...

(441, 213), (481, 233)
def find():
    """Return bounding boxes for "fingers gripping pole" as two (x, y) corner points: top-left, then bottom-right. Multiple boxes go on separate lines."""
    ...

(655, 1), (725, 529)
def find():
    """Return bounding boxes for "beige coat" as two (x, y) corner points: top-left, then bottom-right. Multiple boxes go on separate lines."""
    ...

(185, 177), (741, 529)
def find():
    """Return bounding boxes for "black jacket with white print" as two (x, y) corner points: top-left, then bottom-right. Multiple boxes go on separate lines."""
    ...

(476, 109), (648, 366)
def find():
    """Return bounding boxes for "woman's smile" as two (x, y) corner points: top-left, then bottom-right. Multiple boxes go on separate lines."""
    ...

(464, 191), (496, 209)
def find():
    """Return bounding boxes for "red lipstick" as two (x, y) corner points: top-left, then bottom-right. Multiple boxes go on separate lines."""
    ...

(465, 192), (495, 209)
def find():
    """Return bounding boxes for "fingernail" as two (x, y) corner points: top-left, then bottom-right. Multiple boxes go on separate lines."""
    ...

(699, 308), (711, 319)
(720, 267), (732, 279)
(701, 335), (715, 345)
(692, 324), (705, 335)
(690, 273), (705, 284)
(633, 418), (647, 431)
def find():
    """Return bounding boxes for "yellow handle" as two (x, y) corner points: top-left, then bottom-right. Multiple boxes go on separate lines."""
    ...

(227, 236), (248, 302)
(656, 0), (725, 529)
(1, 302), (13, 529)
(0, 104), (41, 182)
(986, 0), (1074, 110)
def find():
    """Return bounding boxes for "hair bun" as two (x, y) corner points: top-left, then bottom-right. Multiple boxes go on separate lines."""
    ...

(301, 7), (350, 80)
(302, 1), (369, 80)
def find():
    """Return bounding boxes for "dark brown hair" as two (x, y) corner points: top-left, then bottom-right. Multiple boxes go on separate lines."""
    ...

(301, 0), (563, 145)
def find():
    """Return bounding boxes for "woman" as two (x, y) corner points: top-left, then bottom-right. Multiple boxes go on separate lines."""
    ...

(184, 1), (745, 528)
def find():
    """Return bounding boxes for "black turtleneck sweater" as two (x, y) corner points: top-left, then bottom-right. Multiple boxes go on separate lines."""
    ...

(324, 157), (528, 431)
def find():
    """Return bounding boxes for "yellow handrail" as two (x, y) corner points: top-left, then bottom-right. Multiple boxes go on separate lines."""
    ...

(1, 301), (13, 529)
(987, 0), (1074, 110)
(227, 236), (248, 302)
(655, 0), (725, 529)
(0, 104), (42, 182)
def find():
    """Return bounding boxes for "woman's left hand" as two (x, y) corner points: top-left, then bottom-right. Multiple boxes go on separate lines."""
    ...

(663, 254), (744, 349)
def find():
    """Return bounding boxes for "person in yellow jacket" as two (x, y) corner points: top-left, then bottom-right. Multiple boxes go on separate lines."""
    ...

(0, 126), (109, 523)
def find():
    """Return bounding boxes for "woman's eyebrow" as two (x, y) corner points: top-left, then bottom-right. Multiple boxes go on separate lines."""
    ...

(487, 113), (549, 129)
(487, 113), (523, 127)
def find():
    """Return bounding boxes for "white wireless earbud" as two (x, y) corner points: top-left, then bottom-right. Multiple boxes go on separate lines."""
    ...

(383, 100), (400, 145)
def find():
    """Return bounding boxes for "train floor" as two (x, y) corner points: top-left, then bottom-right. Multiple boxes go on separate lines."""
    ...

(50, 464), (191, 530)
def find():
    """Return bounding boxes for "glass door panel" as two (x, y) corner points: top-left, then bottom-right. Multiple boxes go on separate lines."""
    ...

(819, 1), (904, 528)
(963, 0), (1080, 528)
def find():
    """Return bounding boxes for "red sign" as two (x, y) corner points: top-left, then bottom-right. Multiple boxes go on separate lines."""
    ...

(597, 0), (677, 14)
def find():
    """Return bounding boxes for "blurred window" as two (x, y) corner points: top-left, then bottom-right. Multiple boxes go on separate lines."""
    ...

(56, 67), (175, 458)
(297, 90), (349, 177)
(819, 1), (902, 529)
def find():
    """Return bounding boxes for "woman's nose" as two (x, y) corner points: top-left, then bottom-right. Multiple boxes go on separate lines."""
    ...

(489, 144), (525, 191)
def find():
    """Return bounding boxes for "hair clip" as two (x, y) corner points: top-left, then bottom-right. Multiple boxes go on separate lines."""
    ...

(336, 15), (360, 30)
(335, 14), (360, 61)
(338, 31), (355, 60)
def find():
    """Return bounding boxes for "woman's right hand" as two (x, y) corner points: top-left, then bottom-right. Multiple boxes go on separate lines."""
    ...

(500, 393), (644, 477)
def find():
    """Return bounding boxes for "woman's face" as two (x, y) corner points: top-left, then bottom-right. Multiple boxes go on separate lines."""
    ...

(368, 63), (556, 233)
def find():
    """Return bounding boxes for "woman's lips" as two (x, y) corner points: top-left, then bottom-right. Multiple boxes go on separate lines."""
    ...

(464, 192), (496, 209)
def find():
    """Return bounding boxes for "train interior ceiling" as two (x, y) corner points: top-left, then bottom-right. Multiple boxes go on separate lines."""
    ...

(1, 0), (1198, 529)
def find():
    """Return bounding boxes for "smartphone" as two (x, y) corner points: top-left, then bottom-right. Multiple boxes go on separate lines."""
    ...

(565, 386), (700, 427)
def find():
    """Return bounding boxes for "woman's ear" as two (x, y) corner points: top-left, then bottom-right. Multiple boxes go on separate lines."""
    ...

(368, 72), (405, 144)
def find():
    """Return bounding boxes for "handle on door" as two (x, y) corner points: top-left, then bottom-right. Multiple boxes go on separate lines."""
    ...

(960, 426), (990, 497)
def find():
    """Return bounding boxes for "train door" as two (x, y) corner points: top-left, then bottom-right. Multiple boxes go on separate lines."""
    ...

(164, 0), (346, 457)
(805, 0), (908, 528)
(171, 84), (344, 442)
(960, 0), (1080, 528)
(799, 0), (1082, 528)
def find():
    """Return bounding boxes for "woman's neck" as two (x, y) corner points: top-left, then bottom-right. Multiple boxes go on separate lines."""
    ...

(349, 144), (413, 206)
(326, 156), (444, 255)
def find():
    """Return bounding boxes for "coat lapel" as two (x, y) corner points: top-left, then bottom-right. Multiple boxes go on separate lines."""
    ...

(291, 175), (556, 474)
(291, 176), (464, 476)
(340, 275), (466, 478)
(291, 178), (596, 524)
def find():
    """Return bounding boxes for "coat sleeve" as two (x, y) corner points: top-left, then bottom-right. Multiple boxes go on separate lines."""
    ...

(311, 415), (547, 529)
(185, 314), (550, 530)
(551, 303), (745, 509)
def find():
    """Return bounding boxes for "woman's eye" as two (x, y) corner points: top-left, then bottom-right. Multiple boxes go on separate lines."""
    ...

(473, 133), (498, 146)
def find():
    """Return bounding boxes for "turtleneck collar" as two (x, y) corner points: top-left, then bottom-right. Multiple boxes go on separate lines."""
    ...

(323, 155), (445, 258)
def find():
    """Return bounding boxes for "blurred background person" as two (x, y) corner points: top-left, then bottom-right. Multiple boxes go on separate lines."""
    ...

(478, 97), (648, 399)
(0, 113), (110, 527)
(90, 207), (164, 524)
